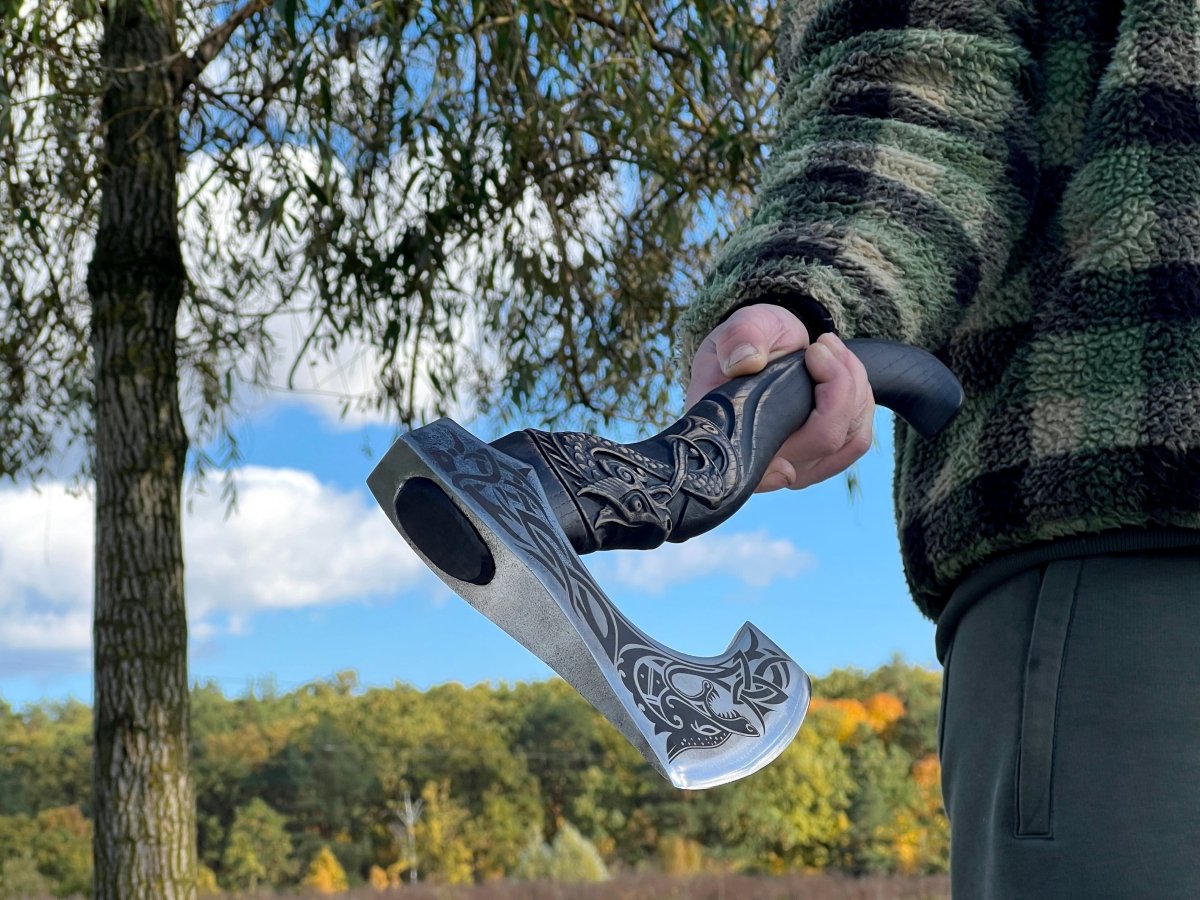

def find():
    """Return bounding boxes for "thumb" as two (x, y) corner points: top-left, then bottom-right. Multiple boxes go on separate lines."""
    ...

(685, 304), (811, 407)
(713, 305), (811, 378)
(719, 341), (767, 377)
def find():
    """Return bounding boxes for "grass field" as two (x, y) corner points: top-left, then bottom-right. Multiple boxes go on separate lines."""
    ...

(262, 874), (950, 899)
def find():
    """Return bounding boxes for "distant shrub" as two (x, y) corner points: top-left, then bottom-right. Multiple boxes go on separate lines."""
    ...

(367, 865), (388, 891)
(197, 864), (221, 896)
(303, 846), (348, 894)
(0, 853), (52, 899)
(514, 822), (608, 883)
(222, 798), (294, 891)
(658, 835), (706, 876)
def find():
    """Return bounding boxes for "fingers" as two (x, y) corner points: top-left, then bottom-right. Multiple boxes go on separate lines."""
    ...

(682, 304), (874, 496)
(754, 332), (875, 494)
(685, 305), (810, 407)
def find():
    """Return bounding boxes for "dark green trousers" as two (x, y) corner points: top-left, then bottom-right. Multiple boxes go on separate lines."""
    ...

(935, 530), (1200, 899)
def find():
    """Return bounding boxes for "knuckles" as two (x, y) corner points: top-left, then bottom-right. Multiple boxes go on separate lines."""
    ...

(846, 430), (874, 457)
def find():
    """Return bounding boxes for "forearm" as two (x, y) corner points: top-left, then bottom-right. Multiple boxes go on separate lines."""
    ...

(679, 0), (1041, 368)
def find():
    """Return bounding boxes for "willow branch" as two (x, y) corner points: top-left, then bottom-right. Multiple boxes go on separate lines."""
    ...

(175, 0), (272, 94)
(543, 0), (686, 61)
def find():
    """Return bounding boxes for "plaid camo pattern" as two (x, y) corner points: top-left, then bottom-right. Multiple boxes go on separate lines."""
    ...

(678, 0), (1200, 618)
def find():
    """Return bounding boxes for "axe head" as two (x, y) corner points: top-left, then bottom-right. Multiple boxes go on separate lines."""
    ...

(367, 418), (810, 789)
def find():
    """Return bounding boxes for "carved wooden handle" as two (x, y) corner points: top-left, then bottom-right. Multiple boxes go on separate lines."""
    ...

(492, 339), (963, 555)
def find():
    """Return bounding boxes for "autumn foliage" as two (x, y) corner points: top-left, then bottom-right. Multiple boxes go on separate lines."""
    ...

(303, 847), (349, 894)
(0, 659), (948, 894)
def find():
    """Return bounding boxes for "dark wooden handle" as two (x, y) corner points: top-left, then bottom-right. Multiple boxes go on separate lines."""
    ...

(493, 339), (964, 554)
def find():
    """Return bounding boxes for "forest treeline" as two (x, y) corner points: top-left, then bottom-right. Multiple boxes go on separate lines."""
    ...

(0, 659), (947, 896)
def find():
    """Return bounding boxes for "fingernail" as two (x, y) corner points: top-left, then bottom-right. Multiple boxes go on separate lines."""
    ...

(722, 344), (760, 374)
(825, 333), (846, 350)
(761, 471), (791, 492)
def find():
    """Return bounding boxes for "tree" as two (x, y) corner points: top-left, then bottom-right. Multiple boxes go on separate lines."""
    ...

(1, 1), (775, 895)
(0, 816), (35, 876)
(838, 736), (918, 875)
(513, 820), (609, 883)
(511, 679), (604, 836)
(367, 864), (388, 891)
(301, 846), (347, 895)
(546, 823), (609, 882)
(412, 781), (473, 885)
(30, 805), (94, 897)
(221, 798), (293, 892)
(0, 853), (53, 900)
(251, 714), (378, 875)
(657, 834), (706, 876)
(0, 668), (951, 879)
(704, 725), (856, 873)
(388, 791), (422, 886)
(0, 701), (92, 818)
(816, 658), (943, 761)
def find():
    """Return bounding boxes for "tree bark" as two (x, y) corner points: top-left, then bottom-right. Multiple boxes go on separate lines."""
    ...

(86, 0), (195, 897)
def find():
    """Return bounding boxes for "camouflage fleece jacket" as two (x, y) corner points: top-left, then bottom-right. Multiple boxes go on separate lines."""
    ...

(678, 0), (1200, 619)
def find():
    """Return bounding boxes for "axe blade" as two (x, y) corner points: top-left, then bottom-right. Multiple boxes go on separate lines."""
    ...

(368, 418), (811, 789)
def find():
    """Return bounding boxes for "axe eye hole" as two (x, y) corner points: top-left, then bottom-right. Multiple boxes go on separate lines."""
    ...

(395, 477), (496, 586)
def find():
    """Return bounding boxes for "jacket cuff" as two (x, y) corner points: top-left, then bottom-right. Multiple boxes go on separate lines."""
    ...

(716, 292), (838, 342)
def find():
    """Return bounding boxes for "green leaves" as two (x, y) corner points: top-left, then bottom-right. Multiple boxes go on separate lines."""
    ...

(0, 0), (101, 482)
(3, 0), (777, 476)
(273, 0), (300, 40)
(3, 664), (949, 890)
(175, 0), (777, 430)
(222, 798), (295, 890)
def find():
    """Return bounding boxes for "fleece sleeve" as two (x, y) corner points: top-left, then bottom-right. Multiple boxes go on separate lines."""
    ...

(677, 0), (1042, 370)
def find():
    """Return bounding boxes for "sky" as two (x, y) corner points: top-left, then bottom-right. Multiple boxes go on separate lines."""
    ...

(0, 76), (940, 708)
(0, 377), (941, 710)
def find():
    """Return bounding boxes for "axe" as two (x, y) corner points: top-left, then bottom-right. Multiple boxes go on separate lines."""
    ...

(368, 340), (962, 789)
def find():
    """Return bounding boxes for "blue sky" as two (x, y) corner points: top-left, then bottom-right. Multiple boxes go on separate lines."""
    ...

(0, 6), (945, 721)
(0, 387), (940, 709)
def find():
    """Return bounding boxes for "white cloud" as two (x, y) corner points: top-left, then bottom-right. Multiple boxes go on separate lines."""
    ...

(183, 466), (423, 617)
(177, 119), (624, 434)
(179, 145), (493, 433)
(600, 530), (817, 597)
(0, 468), (426, 669)
(250, 296), (483, 431)
(0, 485), (95, 654)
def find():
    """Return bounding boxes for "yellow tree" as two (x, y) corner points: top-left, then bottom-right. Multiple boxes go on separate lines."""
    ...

(886, 755), (949, 875)
(413, 781), (473, 885)
(707, 725), (856, 872)
(863, 693), (906, 736)
(367, 865), (388, 891)
(302, 846), (348, 895)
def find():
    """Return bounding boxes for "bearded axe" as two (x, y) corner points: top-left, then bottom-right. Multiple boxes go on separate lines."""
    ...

(368, 340), (962, 788)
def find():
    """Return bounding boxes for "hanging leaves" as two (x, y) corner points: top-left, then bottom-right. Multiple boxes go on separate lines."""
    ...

(1, 0), (777, 483)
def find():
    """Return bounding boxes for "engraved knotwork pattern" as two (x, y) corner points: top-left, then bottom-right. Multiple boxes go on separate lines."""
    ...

(423, 429), (791, 761)
(525, 416), (741, 550)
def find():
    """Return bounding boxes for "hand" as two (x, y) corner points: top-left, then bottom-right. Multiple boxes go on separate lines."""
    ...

(685, 304), (876, 493)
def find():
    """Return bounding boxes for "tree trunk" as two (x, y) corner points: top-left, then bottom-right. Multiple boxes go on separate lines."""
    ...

(86, 0), (195, 897)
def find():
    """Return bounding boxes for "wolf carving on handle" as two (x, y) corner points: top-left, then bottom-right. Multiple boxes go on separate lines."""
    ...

(521, 415), (739, 552)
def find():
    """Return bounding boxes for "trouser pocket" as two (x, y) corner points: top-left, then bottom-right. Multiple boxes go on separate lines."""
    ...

(936, 638), (953, 760)
(1014, 558), (1083, 838)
